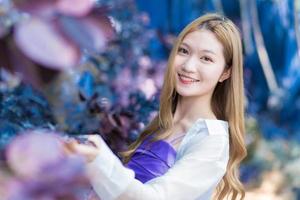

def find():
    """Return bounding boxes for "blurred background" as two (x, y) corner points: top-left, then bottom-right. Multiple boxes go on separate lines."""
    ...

(0, 0), (300, 199)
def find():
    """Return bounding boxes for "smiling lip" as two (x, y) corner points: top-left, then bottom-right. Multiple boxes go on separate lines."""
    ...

(178, 73), (200, 84)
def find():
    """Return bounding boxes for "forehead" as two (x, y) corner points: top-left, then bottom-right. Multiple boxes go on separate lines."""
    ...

(181, 29), (224, 55)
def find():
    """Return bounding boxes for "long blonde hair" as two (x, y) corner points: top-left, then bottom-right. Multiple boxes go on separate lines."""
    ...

(120, 13), (247, 200)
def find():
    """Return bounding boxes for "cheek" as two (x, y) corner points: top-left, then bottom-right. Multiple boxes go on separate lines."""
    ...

(200, 65), (224, 82)
(174, 56), (185, 69)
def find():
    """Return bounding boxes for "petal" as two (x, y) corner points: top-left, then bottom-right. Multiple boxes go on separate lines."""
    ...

(55, 0), (95, 17)
(14, 17), (80, 70)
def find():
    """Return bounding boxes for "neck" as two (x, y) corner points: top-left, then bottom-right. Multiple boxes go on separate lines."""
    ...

(173, 94), (216, 126)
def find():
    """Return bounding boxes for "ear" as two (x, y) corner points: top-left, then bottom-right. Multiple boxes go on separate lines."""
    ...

(219, 68), (231, 82)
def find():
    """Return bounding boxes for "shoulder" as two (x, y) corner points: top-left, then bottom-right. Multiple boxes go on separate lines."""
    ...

(202, 119), (229, 137)
(177, 119), (229, 159)
(187, 118), (229, 138)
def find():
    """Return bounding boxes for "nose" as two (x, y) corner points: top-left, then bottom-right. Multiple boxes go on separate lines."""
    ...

(181, 55), (198, 73)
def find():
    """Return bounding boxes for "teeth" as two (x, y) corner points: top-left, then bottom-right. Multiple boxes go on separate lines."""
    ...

(179, 74), (199, 82)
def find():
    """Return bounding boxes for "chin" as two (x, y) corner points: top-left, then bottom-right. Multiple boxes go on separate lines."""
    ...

(175, 85), (211, 99)
(175, 86), (195, 97)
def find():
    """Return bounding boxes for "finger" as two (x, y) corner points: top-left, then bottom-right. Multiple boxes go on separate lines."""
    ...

(70, 143), (100, 162)
(62, 145), (74, 155)
(87, 135), (102, 148)
(63, 141), (99, 162)
(64, 140), (80, 153)
(73, 143), (97, 154)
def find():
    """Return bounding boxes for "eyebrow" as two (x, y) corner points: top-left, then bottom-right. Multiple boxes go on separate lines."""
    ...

(180, 42), (217, 55)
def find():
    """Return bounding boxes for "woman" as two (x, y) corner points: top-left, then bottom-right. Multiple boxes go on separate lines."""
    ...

(65, 13), (247, 200)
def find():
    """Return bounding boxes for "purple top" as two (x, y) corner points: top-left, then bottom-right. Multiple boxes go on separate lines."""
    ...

(125, 134), (185, 183)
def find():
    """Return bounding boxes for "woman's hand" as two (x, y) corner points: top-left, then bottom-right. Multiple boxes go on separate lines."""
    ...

(63, 135), (102, 163)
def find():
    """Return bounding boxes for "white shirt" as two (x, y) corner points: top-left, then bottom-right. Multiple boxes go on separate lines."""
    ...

(86, 118), (230, 200)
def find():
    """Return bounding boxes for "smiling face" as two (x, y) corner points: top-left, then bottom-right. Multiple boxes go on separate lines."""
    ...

(174, 29), (230, 99)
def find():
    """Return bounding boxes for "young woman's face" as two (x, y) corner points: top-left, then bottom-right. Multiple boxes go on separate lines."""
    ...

(174, 29), (229, 98)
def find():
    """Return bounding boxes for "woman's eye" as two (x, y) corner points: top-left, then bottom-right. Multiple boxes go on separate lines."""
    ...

(178, 47), (188, 54)
(201, 56), (213, 62)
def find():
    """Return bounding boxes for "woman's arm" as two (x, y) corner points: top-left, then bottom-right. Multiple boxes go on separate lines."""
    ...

(85, 133), (229, 200)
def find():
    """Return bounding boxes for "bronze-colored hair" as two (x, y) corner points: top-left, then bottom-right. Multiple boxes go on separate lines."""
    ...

(120, 13), (247, 200)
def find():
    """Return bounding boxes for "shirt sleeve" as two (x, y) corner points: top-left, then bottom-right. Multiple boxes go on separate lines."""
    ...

(85, 133), (229, 200)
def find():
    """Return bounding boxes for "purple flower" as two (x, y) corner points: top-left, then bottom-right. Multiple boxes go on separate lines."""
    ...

(2, 130), (100, 200)
(6, 130), (65, 178)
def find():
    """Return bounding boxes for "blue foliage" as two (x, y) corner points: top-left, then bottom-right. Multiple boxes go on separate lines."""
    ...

(0, 84), (56, 151)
